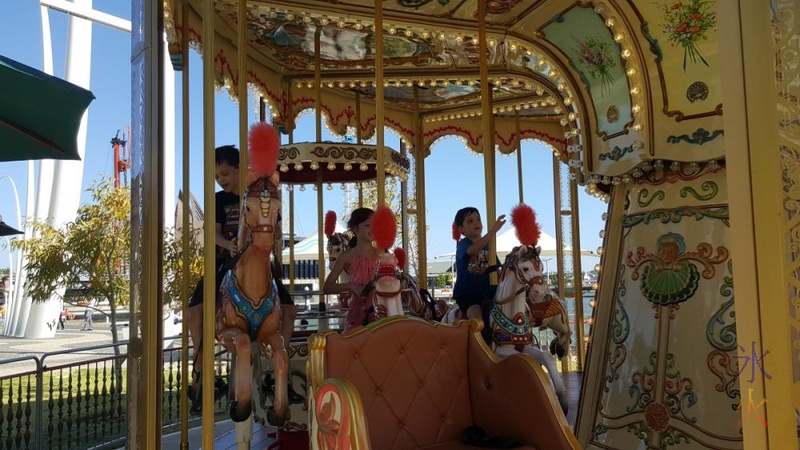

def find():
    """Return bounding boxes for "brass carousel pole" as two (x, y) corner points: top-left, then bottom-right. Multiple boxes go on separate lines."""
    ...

(515, 111), (524, 204)
(201, 0), (217, 445)
(478, 0), (498, 284)
(315, 28), (326, 311)
(179, 1), (190, 447)
(413, 87), (428, 290)
(375, 0), (386, 207)
(288, 84), (296, 292)
(356, 93), (363, 208)
(552, 152), (568, 374)
(570, 177), (585, 371)
(400, 141), (409, 264)
(237, 0), (249, 267)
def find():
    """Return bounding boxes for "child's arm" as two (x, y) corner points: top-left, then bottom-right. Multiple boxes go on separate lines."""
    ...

(323, 251), (362, 296)
(215, 223), (236, 253)
(466, 215), (506, 256)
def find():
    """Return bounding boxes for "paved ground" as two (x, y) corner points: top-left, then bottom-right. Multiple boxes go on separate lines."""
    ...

(0, 319), (135, 377)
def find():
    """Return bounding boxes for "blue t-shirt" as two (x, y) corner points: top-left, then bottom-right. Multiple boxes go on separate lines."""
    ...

(453, 238), (491, 299)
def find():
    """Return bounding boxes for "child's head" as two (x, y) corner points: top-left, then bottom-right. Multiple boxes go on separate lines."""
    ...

(347, 207), (374, 248)
(215, 145), (240, 194)
(454, 207), (482, 241)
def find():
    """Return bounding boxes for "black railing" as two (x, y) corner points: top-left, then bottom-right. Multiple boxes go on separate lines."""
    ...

(0, 337), (231, 450)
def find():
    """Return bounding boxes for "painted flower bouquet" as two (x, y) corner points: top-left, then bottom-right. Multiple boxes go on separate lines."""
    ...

(659, 0), (716, 70)
(573, 35), (616, 94)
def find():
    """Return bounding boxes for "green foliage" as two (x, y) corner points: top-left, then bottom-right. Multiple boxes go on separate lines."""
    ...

(14, 180), (130, 342)
(435, 272), (452, 288)
(163, 226), (204, 309)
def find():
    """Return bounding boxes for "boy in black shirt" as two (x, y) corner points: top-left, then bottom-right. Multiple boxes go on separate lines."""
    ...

(186, 145), (296, 413)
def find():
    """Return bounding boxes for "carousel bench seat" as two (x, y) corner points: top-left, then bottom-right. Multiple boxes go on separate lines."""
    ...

(307, 316), (579, 450)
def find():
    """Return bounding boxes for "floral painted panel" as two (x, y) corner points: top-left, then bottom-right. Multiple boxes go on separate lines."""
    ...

(589, 168), (743, 449)
(542, 6), (632, 138)
(634, 0), (721, 118)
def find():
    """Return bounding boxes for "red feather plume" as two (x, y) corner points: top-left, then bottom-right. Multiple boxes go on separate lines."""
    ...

(371, 205), (397, 251)
(511, 204), (541, 247)
(452, 222), (461, 241)
(393, 247), (406, 269)
(248, 122), (280, 177)
(324, 211), (337, 238)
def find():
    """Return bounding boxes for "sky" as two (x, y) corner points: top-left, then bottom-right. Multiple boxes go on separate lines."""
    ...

(0, 2), (607, 274)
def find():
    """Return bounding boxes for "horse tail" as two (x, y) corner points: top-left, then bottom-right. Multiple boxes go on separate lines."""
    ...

(418, 288), (438, 321)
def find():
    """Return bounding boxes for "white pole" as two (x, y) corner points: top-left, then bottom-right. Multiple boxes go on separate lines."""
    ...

(12, 5), (58, 337)
(26, 0), (94, 338)
(0, 176), (22, 336)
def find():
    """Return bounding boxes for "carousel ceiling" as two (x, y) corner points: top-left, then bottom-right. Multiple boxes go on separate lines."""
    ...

(166, 0), (725, 198)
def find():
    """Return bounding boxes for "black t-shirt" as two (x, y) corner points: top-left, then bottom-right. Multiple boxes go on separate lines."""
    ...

(215, 191), (240, 267)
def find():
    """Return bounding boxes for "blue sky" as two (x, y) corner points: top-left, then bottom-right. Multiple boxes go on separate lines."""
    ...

(0, 2), (606, 272)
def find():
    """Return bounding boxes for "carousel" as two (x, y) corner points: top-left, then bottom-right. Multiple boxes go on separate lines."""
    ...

(127, 0), (795, 449)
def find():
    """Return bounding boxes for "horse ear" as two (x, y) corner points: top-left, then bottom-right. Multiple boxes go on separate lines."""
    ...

(536, 246), (542, 256)
(269, 171), (280, 186)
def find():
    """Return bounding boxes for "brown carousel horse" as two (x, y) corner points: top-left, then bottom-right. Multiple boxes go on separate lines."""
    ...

(216, 123), (289, 428)
(324, 210), (352, 309)
(362, 206), (437, 321)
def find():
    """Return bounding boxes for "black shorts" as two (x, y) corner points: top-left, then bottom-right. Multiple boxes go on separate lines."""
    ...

(188, 270), (294, 307)
(453, 286), (496, 315)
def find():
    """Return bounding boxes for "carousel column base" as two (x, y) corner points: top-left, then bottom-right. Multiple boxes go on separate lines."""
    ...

(265, 430), (310, 450)
(234, 415), (253, 450)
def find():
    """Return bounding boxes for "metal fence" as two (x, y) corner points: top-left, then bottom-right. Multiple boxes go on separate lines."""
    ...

(0, 337), (230, 450)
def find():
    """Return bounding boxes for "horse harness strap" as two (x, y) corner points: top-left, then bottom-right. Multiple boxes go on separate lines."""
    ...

(495, 264), (540, 305)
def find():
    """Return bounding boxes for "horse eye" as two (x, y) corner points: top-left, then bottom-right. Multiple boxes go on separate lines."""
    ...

(523, 267), (529, 272)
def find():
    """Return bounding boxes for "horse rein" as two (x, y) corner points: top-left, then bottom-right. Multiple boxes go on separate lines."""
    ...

(495, 252), (545, 305)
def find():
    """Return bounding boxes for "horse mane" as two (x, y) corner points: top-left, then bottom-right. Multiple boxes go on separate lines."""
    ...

(324, 210), (337, 238)
(247, 176), (273, 195)
(248, 122), (279, 177)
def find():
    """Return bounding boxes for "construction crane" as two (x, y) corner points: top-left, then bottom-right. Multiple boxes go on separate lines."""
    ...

(110, 129), (131, 188)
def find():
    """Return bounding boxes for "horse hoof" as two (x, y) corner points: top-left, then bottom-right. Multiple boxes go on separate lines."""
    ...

(229, 400), (252, 423)
(267, 406), (290, 427)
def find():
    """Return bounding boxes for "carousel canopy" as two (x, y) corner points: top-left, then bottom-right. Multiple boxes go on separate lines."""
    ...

(165, 0), (725, 199)
(278, 142), (410, 184)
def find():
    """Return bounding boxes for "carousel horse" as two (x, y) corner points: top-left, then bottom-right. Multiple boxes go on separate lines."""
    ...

(526, 277), (571, 359)
(216, 122), (290, 431)
(324, 211), (352, 309)
(361, 206), (437, 320)
(489, 204), (569, 414)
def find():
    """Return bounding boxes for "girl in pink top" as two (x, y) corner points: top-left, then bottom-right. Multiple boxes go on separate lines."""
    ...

(323, 208), (379, 331)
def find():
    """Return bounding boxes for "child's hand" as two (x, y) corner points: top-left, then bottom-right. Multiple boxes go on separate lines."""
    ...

(228, 238), (238, 254)
(491, 215), (507, 234)
(348, 283), (365, 296)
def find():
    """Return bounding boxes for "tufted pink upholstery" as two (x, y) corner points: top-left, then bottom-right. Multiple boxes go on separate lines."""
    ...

(315, 317), (579, 450)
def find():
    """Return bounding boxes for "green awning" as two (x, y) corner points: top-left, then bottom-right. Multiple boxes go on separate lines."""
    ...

(0, 54), (95, 161)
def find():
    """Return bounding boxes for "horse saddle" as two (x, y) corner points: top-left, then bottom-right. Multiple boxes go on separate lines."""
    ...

(528, 295), (559, 327)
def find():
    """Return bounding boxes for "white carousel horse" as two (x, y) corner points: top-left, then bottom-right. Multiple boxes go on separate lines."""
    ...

(324, 211), (352, 309)
(215, 123), (289, 449)
(490, 244), (569, 414)
(363, 206), (437, 321)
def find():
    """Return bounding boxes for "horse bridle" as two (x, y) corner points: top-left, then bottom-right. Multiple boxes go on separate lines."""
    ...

(373, 260), (403, 298)
(244, 177), (278, 235)
(495, 249), (545, 305)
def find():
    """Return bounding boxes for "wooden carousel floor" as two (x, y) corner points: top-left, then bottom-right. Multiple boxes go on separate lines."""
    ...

(207, 372), (584, 449)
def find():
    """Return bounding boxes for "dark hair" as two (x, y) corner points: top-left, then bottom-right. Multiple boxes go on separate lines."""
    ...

(347, 207), (374, 249)
(215, 145), (240, 168)
(454, 207), (480, 229)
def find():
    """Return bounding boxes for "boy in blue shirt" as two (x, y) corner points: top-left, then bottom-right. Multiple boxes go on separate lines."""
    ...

(452, 207), (506, 321)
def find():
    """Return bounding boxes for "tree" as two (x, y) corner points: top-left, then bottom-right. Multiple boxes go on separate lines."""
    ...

(163, 226), (204, 310)
(15, 180), (131, 345)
